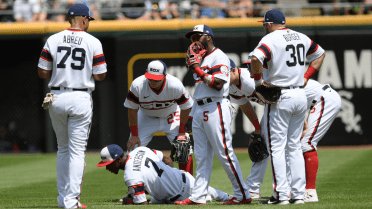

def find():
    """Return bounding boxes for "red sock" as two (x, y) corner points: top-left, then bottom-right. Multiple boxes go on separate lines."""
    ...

(179, 155), (193, 176)
(303, 150), (318, 189)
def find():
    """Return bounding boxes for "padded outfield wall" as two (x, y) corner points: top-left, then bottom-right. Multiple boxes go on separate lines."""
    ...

(1, 16), (371, 152)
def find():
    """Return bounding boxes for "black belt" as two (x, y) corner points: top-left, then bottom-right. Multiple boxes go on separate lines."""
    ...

(322, 85), (330, 91)
(281, 86), (304, 90)
(169, 173), (187, 202)
(197, 96), (229, 106)
(51, 87), (88, 91)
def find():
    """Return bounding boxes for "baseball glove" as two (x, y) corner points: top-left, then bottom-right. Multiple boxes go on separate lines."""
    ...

(170, 134), (192, 164)
(255, 81), (281, 104)
(248, 133), (269, 162)
(42, 93), (55, 110)
(186, 41), (206, 68)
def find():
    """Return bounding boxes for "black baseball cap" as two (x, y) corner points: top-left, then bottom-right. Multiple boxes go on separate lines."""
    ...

(67, 4), (95, 21)
(258, 9), (285, 24)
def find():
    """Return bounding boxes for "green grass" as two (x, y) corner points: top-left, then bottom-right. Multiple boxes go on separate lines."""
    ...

(0, 148), (371, 208)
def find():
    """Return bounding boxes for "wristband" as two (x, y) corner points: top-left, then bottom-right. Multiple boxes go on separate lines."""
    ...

(193, 67), (205, 78)
(203, 74), (215, 87)
(179, 123), (186, 134)
(130, 125), (138, 136)
(304, 66), (317, 80)
(252, 119), (261, 130)
(253, 73), (262, 81)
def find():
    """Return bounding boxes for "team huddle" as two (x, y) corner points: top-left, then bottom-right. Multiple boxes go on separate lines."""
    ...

(38, 4), (341, 208)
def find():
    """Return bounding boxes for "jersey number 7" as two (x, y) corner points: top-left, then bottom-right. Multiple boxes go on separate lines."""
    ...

(145, 157), (164, 177)
(57, 46), (86, 70)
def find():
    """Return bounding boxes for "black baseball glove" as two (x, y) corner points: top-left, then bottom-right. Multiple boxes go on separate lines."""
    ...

(255, 81), (281, 104)
(248, 133), (269, 162)
(170, 134), (192, 164)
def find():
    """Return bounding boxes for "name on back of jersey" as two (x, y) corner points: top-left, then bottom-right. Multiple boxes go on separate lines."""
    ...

(133, 150), (146, 171)
(283, 33), (301, 42)
(63, 35), (83, 45)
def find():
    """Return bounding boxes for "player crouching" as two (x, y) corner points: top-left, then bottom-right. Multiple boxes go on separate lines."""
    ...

(97, 144), (232, 205)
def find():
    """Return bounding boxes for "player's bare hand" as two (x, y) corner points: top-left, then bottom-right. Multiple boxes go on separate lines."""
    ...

(127, 136), (141, 151)
(303, 78), (309, 88)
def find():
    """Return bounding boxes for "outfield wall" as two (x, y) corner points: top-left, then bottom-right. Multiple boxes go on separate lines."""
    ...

(1, 16), (371, 152)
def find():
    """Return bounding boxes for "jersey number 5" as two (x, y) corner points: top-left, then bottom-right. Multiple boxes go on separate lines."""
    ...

(286, 44), (305, 67)
(145, 157), (164, 177)
(57, 46), (86, 70)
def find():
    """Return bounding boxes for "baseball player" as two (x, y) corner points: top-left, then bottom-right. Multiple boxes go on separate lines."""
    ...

(229, 56), (269, 199)
(96, 144), (232, 204)
(290, 79), (342, 202)
(124, 60), (194, 175)
(175, 25), (251, 205)
(38, 4), (107, 209)
(251, 9), (325, 205)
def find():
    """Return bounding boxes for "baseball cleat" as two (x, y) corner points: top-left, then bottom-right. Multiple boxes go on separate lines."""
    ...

(289, 199), (305, 204)
(221, 197), (252, 205)
(77, 202), (87, 208)
(304, 189), (319, 202)
(206, 194), (213, 202)
(174, 198), (206, 205)
(250, 192), (262, 199)
(259, 196), (289, 205)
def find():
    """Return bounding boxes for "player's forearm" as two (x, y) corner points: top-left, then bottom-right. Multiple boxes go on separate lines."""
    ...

(240, 102), (260, 131)
(93, 72), (106, 81)
(251, 56), (263, 86)
(179, 108), (191, 133)
(162, 154), (174, 167)
(128, 108), (139, 136)
(305, 52), (326, 80)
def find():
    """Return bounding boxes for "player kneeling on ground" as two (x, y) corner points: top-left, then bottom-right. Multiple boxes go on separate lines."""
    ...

(97, 144), (232, 205)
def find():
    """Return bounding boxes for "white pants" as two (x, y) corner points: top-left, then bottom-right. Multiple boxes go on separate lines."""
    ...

(190, 98), (250, 203)
(49, 90), (92, 208)
(246, 114), (269, 193)
(265, 89), (307, 200)
(130, 107), (181, 149)
(151, 171), (229, 204)
(301, 88), (342, 153)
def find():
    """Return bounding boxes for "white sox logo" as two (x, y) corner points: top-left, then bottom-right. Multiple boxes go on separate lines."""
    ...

(149, 68), (160, 73)
(140, 101), (175, 110)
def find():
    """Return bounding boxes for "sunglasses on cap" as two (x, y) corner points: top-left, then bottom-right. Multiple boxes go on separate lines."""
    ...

(191, 33), (208, 42)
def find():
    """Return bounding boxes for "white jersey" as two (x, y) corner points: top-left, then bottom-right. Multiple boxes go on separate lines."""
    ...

(229, 68), (264, 106)
(124, 74), (193, 118)
(304, 79), (331, 110)
(38, 29), (107, 91)
(252, 28), (324, 87)
(124, 147), (187, 204)
(193, 48), (230, 100)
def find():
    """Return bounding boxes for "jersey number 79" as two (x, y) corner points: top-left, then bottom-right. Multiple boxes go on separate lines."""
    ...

(57, 46), (86, 70)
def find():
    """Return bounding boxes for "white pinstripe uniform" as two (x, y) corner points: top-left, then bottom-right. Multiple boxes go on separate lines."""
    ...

(228, 67), (268, 194)
(124, 147), (230, 204)
(189, 48), (250, 203)
(38, 28), (107, 208)
(124, 74), (193, 146)
(252, 28), (325, 200)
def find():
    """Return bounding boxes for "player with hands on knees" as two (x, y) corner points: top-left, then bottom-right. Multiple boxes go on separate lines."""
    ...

(175, 25), (252, 205)
(124, 60), (194, 175)
(97, 144), (232, 205)
(251, 9), (325, 205)
(38, 4), (106, 209)
(229, 57), (269, 199)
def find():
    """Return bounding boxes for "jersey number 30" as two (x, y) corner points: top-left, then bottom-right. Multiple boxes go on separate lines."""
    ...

(57, 46), (86, 70)
(286, 44), (305, 67)
(145, 157), (164, 177)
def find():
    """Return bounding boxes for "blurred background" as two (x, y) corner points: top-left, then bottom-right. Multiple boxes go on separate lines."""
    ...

(0, 0), (371, 153)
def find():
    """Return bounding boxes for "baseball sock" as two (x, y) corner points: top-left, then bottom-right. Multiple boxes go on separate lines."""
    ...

(179, 156), (193, 175)
(303, 150), (318, 189)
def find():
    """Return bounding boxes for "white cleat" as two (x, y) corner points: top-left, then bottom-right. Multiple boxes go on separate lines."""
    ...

(304, 189), (319, 202)
(206, 194), (213, 203)
(250, 192), (262, 199)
